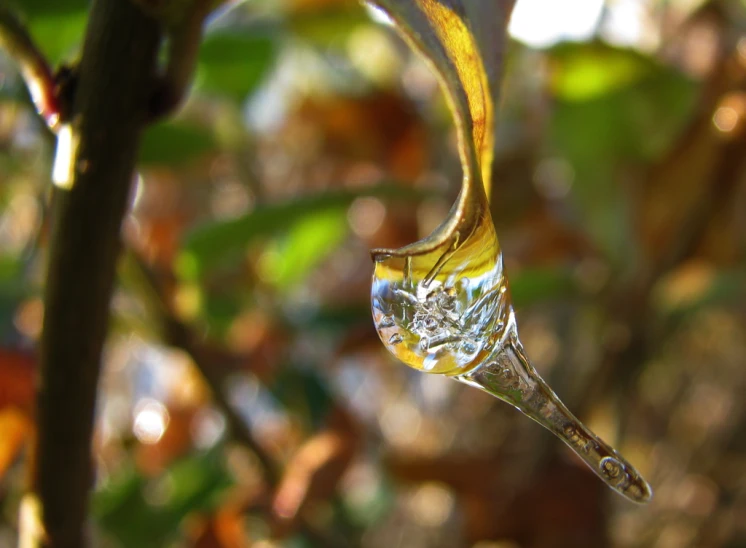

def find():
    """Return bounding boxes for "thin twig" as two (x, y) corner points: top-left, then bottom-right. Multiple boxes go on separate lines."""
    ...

(0, 5), (60, 131)
(165, 317), (282, 486)
(125, 251), (281, 484)
(125, 252), (351, 546)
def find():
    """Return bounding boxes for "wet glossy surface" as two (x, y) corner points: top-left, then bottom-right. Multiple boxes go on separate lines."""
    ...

(371, 208), (652, 503)
(372, 209), (507, 376)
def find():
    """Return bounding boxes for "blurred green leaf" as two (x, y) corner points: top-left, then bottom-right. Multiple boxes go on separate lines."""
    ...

(180, 185), (432, 279)
(28, 13), (86, 63)
(288, 9), (371, 48)
(196, 30), (277, 101)
(510, 267), (577, 307)
(548, 43), (698, 263)
(656, 269), (746, 317)
(14, 0), (87, 15)
(0, 255), (28, 343)
(287, 304), (371, 331)
(139, 121), (217, 166)
(261, 209), (348, 290)
(13, 0), (88, 64)
(94, 449), (232, 548)
(202, 292), (244, 334)
(548, 42), (653, 101)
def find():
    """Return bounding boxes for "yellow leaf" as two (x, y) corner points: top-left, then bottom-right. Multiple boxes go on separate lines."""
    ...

(366, 0), (515, 258)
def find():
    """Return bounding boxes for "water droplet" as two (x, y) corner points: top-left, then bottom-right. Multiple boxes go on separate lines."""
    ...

(371, 223), (505, 375)
(369, 185), (652, 503)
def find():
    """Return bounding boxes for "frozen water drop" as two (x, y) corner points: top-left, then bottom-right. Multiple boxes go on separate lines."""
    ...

(370, 193), (652, 503)
(370, 219), (506, 375)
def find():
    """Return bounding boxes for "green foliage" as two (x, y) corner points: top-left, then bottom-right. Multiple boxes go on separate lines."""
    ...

(548, 42), (654, 101)
(94, 449), (233, 548)
(196, 30), (278, 101)
(179, 186), (431, 280)
(0, 255), (27, 342)
(287, 8), (371, 48)
(1, 0), (745, 545)
(14, 0), (88, 63)
(546, 42), (699, 263)
(139, 121), (217, 166)
(510, 267), (576, 306)
(259, 208), (348, 290)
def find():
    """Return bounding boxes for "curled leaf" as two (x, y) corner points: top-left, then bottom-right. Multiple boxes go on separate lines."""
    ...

(366, 0), (516, 260)
(366, 1), (653, 503)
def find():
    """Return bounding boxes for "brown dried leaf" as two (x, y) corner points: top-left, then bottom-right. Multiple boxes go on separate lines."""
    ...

(271, 408), (359, 531)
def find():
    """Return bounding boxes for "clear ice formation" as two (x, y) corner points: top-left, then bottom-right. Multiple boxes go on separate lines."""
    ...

(371, 208), (652, 504)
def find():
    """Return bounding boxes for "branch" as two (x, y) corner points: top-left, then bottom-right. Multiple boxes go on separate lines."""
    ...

(147, 0), (214, 119)
(0, 5), (60, 131)
(30, 0), (163, 546)
(123, 251), (281, 484)
(575, 25), (743, 418)
(164, 320), (349, 548)
(123, 253), (351, 547)
(164, 317), (282, 485)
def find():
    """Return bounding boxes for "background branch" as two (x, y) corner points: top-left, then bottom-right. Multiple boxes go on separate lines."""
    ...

(164, 317), (281, 485)
(125, 251), (349, 547)
(150, 0), (213, 119)
(0, 5), (60, 131)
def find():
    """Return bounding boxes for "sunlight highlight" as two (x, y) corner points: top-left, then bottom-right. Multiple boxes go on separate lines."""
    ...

(132, 399), (170, 445)
(52, 124), (75, 189)
(509, 0), (604, 47)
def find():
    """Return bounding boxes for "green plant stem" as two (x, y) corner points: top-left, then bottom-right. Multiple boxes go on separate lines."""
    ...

(31, 0), (162, 546)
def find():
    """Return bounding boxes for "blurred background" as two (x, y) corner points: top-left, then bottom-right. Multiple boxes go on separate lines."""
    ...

(1, 0), (746, 546)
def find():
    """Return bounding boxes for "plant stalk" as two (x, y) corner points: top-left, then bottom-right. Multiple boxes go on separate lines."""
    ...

(31, 0), (162, 546)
